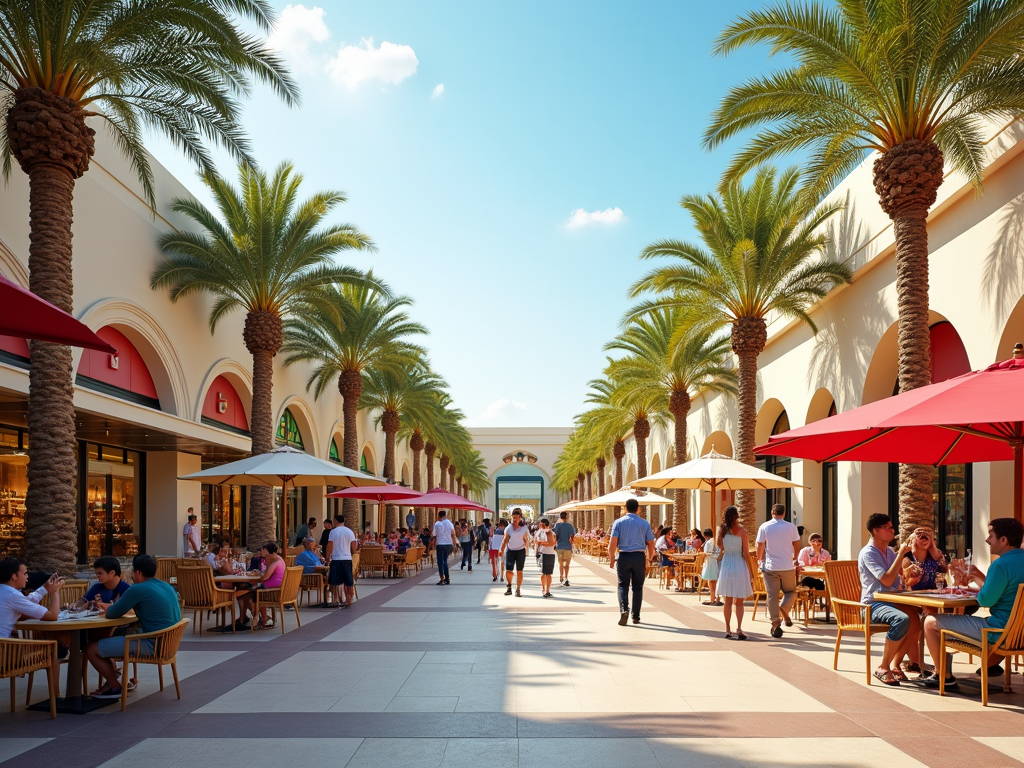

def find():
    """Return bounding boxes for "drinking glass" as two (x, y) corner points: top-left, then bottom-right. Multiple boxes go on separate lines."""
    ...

(935, 572), (947, 594)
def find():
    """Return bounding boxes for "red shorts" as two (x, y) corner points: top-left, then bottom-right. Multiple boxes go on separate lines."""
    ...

(489, 549), (500, 562)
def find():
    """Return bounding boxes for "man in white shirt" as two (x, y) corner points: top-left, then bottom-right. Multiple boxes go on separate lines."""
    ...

(431, 510), (456, 585)
(182, 510), (200, 556)
(755, 504), (802, 639)
(326, 515), (358, 607)
(499, 509), (531, 597)
(1, 558), (63, 640)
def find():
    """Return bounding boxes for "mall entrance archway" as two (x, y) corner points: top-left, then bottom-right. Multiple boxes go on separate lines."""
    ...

(495, 476), (544, 519)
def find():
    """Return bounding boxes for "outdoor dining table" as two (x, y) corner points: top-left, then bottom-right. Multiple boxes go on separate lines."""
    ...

(668, 553), (698, 592)
(16, 612), (136, 715)
(799, 566), (832, 622)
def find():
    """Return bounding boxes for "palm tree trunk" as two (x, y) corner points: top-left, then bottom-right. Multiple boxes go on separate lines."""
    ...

(382, 410), (399, 531)
(633, 417), (651, 519)
(10, 88), (94, 573)
(448, 465), (456, 494)
(338, 368), (363, 519)
(873, 139), (944, 542)
(670, 389), (691, 536)
(613, 440), (625, 519)
(586, 471), (593, 500)
(410, 432), (423, 527)
(731, 316), (767, 533)
(439, 455), (450, 493)
(425, 443), (436, 490)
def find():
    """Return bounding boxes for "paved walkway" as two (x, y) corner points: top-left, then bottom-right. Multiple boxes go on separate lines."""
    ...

(2, 554), (1023, 768)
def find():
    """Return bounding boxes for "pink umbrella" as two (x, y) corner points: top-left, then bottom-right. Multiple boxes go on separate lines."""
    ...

(402, 487), (491, 514)
(0, 274), (116, 353)
(326, 485), (423, 504)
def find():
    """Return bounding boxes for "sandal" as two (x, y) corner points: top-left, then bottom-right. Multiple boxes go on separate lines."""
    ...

(724, 632), (735, 639)
(891, 668), (909, 682)
(873, 669), (900, 686)
(736, 631), (748, 641)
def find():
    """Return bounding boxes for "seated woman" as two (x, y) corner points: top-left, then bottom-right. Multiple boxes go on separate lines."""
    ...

(686, 528), (706, 552)
(797, 533), (831, 590)
(236, 542), (285, 630)
(895, 528), (947, 675)
(655, 526), (676, 587)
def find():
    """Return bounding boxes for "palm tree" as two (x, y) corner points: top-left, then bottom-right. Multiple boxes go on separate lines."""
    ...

(630, 167), (849, 531)
(704, 0), (1024, 536)
(607, 310), (737, 533)
(282, 279), (424, 518)
(398, 388), (452, 492)
(1, 0), (296, 572)
(153, 162), (371, 546)
(360, 364), (444, 529)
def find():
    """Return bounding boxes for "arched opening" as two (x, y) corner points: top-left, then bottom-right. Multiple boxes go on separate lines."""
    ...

(755, 410), (792, 521)
(276, 408), (305, 450)
(201, 375), (250, 435)
(77, 326), (160, 410)
(274, 405), (315, 544)
(804, 392), (838, 555)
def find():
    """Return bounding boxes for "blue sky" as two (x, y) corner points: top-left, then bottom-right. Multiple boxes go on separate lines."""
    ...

(145, 1), (775, 428)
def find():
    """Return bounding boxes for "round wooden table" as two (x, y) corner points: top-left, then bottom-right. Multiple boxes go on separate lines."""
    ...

(16, 612), (136, 714)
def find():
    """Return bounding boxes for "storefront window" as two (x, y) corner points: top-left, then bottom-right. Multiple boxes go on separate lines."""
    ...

(276, 409), (303, 450)
(757, 412), (792, 520)
(84, 443), (142, 560)
(0, 425), (28, 558)
(274, 486), (306, 547)
(201, 483), (246, 548)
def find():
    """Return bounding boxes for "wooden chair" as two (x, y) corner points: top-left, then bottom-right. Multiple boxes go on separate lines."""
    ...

(155, 557), (177, 587)
(285, 545), (303, 556)
(300, 571), (326, 606)
(1, 638), (57, 719)
(750, 569), (769, 618)
(111, 619), (189, 712)
(683, 554), (704, 592)
(252, 567), (303, 634)
(176, 565), (236, 636)
(351, 553), (360, 601)
(41, 579), (88, 609)
(285, 554), (297, 568)
(359, 546), (385, 578)
(940, 583), (1024, 706)
(397, 550), (418, 578)
(823, 560), (892, 686)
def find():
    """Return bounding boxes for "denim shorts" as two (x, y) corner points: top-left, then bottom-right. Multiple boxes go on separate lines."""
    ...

(97, 636), (155, 658)
(932, 613), (995, 644)
(867, 602), (914, 641)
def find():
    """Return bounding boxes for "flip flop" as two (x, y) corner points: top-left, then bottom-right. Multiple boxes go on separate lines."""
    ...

(891, 668), (909, 682)
(873, 669), (900, 686)
(724, 632), (735, 639)
(736, 631), (748, 640)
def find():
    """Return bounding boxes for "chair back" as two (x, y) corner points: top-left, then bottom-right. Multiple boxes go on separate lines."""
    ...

(155, 557), (177, 584)
(361, 547), (383, 568)
(992, 583), (1024, 653)
(41, 579), (89, 608)
(824, 560), (867, 626)
(176, 565), (215, 608)
(0, 637), (57, 678)
(134, 619), (189, 664)
(281, 566), (303, 603)
(285, 554), (297, 568)
(285, 546), (303, 556)
(404, 550), (417, 565)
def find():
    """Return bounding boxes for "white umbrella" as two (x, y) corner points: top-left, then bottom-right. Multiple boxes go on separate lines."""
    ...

(572, 487), (673, 509)
(628, 450), (804, 521)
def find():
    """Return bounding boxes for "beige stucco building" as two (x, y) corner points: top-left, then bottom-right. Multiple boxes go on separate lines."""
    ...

(612, 120), (1024, 570)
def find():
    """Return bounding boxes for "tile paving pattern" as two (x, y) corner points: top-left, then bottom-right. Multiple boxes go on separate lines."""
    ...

(1, 553), (1022, 767)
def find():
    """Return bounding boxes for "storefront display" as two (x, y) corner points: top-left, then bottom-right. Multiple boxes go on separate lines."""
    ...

(83, 443), (142, 560)
(0, 426), (27, 559)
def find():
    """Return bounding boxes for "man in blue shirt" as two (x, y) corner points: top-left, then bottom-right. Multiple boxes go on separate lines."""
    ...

(923, 517), (1024, 689)
(553, 511), (576, 587)
(295, 537), (325, 574)
(85, 556), (131, 605)
(84, 554), (181, 699)
(607, 498), (656, 626)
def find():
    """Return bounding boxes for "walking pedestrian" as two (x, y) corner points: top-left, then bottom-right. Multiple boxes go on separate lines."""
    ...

(459, 522), (474, 571)
(499, 509), (530, 597)
(476, 519), (490, 564)
(326, 515), (358, 608)
(756, 503), (801, 638)
(536, 518), (556, 597)
(700, 528), (722, 606)
(489, 519), (506, 582)
(431, 510), (456, 585)
(716, 505), (753, 640)
(182, 510), (200, 556)
(607, 498), (656, 625)
(552, 511), (576, 586)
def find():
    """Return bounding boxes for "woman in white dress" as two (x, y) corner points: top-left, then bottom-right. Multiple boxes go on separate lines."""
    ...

(716, 505), (753, 640)
(700, 528), (722, 606)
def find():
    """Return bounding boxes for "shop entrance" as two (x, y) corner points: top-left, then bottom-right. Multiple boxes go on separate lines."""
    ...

(83, 444), (143, 559)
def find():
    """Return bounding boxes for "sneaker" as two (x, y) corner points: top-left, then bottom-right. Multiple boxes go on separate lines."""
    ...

(126, 678), (137, 692)
(921, 674), (958, 690)
(444, 580), (450, 585)
(468, 567), (473, 572)
(515, 589), (522, 597)
(437, 580), (446, 585)
(618, 611), (629, 626)
(771, 622), (784, 639)
(505, 586), (513, 596)
(632, 616), (640, 624)
(492, 576), (498, 582)
(976, 664), (1004, 677)
(563, 580), (570, 587)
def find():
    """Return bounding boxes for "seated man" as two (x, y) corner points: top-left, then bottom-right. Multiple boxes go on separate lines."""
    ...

(858, 513), (919, 686)
(85, 556), (131, 606)
(84, 554), (181, 699)
(295, 537), (324, 574)
(797, 533), (831, 591)
(922, 517), (1024, 689)
(0, 558), (62, 641)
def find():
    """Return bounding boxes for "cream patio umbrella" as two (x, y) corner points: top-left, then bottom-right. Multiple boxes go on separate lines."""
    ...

(572, 487), (674, 509)
(628, 450), (804, 523)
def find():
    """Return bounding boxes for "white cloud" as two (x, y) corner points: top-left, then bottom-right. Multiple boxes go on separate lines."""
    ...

(267, 5), (330, 71)
(327, 37), (419, 88)
(477, 398), (528, 425)
(565, 207), (626, 229)
(432, 83), (445, 98)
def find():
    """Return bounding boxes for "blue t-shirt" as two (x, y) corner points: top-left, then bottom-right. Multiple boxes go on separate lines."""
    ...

(295, 550), (322, 574)
(106, 578), (181, 634)
(979, 548), (1024, 628)
(858, 543), (901, 604)
(553, 522), (576, 550)
(85, 579), (131, 604)
(609, 513), (655, 552)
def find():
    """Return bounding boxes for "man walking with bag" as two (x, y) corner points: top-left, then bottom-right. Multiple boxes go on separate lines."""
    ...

(756, 503), (801, 639)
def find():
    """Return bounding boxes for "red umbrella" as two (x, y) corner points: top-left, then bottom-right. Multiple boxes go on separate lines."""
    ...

(0, 274), (116, 353)
(402, 487), (491, 514)
(326, 485), (423, 503)
(755, 356), (1024, 522)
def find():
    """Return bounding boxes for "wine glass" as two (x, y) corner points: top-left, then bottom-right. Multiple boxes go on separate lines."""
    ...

(935, 572), (947, 594)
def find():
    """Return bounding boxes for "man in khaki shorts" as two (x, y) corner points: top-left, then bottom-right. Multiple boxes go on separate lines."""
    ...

(553, 511), (576, 587)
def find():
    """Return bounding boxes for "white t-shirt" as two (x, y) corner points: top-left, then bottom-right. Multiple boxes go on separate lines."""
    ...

(432, 518), (456, 546)
(489, 528), (505, 550)
(535, 528), (556, 555)
(756, 517), (801, 571)
(504, 523), (529, 551)
(182, 522), (200, 554)
(328, 525), (356, 561)
(0, 583), (47, 639)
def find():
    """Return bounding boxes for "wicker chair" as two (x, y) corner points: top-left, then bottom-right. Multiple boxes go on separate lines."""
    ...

(252, 567), (303, 634)
(824, 560), (892, 685)
(359, 546), (385, 578)
(940, 583), (1024, 706)
(750, 569), (769, 618)
(1, 638), (57, 718)
(397, 550), (418, 578)
(351, 553), (360, 601)
(176, 565), (236, 635)
(683, 554), (705, 592)
(155, 557), (177, 587)
(110, 619), (189, 711)
(40, 579), (88, 609)
(300, 571), (326, 606)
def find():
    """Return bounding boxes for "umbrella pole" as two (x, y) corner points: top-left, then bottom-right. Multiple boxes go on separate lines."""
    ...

(709, 479), (717, 529)
(1015, 442), (1023, 524)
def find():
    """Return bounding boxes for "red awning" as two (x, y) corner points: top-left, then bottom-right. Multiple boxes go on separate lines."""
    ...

(0, 274), (116, 353)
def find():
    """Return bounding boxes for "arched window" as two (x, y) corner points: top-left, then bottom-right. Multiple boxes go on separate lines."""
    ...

(77, 327), (160, 410)
(329, 438), (341, 464)
(822, 400), (838, 554)
(360, 452), (369, 473)
(276, 409), (303, 450)
(763, 411), (792, 520)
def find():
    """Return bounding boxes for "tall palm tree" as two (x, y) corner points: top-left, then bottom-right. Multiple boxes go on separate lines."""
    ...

(360, 364), (443, 529)
(608, 311), (736, 532)
(398, 387), (452, 492)
(154, 162), (372, 546)
(630, 167), (849, 531)
(282, 280), (424, 517)
(704, 0), (1024, 536)
(586, 371), (665, 484)
(1, 0), (296, 572)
